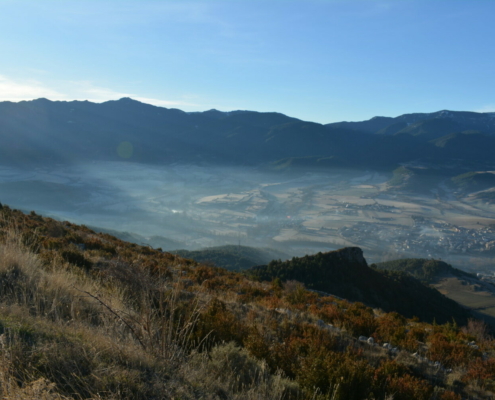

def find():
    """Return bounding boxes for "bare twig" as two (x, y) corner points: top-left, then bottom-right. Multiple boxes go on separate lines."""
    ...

(72, 286), (146, 351)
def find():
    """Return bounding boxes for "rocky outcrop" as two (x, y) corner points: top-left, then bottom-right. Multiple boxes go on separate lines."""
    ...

(332, 247), (366, 266)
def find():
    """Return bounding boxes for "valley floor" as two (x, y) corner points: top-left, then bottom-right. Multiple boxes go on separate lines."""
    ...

(1, 162), (494, 272)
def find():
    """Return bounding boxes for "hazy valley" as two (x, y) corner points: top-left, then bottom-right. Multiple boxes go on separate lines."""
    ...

(1, 159), (494, 274)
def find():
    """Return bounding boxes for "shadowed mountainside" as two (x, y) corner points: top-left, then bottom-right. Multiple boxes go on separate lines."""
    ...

(247, 247), (472, 325)
(1, 98), (495, 169)
(374, 258), (475, 284)
(174, 245), (290, 271)
(326, 110), (495, 136)
(449, 171), (495, 194)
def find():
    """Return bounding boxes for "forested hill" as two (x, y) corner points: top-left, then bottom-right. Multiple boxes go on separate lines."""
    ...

(174, 245), (289, 271)
(1, 98), (495, 169)
(374, 258), (475, 284)
(247, 247), (472, 325)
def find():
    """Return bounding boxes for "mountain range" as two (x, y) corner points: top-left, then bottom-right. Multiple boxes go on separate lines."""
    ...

(327, 110), (495, 138)
(1, 98), (495, 169)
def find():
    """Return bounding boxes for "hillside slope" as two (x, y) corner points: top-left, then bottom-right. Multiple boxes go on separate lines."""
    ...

(374, 258), (475, 284)
(450, 171), (495, 195)
(0, 204), (493, 399)
(174, 245), (289, 271)
(375, 258), (495, 329)
(247, 248), (472, 325)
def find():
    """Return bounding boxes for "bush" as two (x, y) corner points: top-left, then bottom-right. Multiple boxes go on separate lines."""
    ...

(61, 249), (92, 271)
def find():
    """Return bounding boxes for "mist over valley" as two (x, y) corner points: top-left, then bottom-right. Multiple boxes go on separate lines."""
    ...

(1, 98), (495, 274)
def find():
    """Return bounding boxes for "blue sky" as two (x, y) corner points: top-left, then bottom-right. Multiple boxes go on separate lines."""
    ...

(0, 0), (494, 123)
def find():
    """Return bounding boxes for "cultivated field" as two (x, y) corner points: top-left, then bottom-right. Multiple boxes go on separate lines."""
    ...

(433, 275), (495, 325)
(0, 162), (494, 271)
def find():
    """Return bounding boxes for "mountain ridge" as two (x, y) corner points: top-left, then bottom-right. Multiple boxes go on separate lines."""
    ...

(326, 109), (495, 135)
(1, 98), (495, 170)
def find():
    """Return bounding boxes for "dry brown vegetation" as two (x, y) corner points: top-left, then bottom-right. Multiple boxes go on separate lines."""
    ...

(0, 204), (494, 399)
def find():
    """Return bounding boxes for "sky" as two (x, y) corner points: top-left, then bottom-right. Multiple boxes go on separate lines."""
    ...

(0, 0), (494, 124)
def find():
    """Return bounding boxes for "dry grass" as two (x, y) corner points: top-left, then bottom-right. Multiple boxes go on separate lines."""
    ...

(187, 342), (300, 400)
(0, 225), (123, 326)
(0, 223), (303, 399)
(0, 313), (302, 400)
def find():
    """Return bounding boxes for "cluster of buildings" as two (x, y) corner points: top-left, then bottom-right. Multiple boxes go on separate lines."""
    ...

(337, 217), (495, 259)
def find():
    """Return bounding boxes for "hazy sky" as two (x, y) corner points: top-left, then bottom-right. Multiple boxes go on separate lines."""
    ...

(0, 0), (493, 123)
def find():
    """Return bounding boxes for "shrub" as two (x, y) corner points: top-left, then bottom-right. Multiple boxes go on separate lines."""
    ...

(385, 373), (433, 400)
(60, 249), (92, 271)
(298, 350), (374, 400)
(193, 299), (246, 348)
(464, 358), (495, 390)
(374, 312), (407, 345)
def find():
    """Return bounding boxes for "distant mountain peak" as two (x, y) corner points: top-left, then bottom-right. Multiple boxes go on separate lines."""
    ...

(116, 97), (141, 103)
(370, 116), (390, 120)
(32, 97), (53, 103)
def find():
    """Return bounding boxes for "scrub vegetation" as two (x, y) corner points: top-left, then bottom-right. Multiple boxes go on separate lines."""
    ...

(0, 203), (494, 399)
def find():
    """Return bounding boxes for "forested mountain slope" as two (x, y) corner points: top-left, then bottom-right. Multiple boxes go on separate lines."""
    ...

(174, 245), (289, 271)
(374, 258), (475, 284)
(247, 248), (472, 325)
(1, 98), (495, 169)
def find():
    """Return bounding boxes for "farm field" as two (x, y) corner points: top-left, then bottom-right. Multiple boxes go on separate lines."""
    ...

(432, 275), (495, 325)
(0, 162), (494, 271)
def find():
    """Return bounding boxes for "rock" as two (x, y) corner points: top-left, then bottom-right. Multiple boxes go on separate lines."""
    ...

(336, 247), (366, 265)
